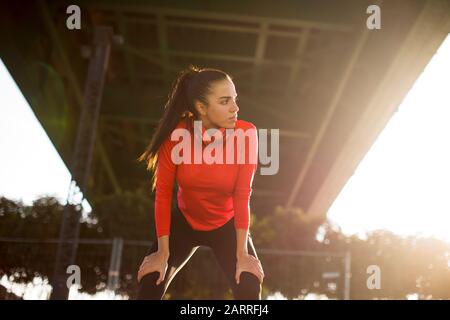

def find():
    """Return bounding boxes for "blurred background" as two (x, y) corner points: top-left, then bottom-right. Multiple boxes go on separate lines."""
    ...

(0, 0), (450, 299)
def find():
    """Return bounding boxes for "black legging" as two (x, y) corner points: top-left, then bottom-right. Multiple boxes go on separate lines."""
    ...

(136, 203), (262, 300)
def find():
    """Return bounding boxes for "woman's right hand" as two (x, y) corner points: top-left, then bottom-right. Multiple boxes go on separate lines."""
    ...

(137, 251), (170, 285)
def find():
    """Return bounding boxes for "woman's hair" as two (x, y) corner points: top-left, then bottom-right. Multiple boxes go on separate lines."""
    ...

(138, 64), (231, 191)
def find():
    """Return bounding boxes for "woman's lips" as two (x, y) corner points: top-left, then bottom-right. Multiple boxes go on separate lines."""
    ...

(229, 114), (238, 121)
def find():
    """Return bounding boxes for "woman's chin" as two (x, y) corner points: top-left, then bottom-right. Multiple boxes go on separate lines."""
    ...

(224, 124), (236, 129)
(224, 119), (237, 128)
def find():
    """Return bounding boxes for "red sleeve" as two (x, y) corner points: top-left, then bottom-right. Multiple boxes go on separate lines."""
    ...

(154, 137), (176, 238)
(233, 124), (258, 231)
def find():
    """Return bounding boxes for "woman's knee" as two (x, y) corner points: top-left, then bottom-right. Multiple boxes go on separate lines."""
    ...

(234, 272), (262, 300)
(136, 272), (165, 300)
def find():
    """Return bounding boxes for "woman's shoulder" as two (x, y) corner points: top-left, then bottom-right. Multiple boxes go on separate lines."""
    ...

(160, 119), (190, 149)
(174, 118), (256, 130)
(235, 119), (257, 130)
(175, 118), (190, 130)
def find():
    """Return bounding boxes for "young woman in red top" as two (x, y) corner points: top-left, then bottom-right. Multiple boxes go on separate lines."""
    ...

(136, 65), (264, 300)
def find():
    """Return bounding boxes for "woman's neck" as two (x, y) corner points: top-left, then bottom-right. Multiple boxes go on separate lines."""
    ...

(194, 115), (218, 130)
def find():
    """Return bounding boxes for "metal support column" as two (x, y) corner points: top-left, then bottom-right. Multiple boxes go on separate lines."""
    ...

(343, 250), (352, 300)
(50, 26), (114, 300)
(107, 238), (124, 292)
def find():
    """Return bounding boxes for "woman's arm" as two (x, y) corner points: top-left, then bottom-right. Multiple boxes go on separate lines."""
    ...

(154, 137), (177, 254)
(233, 123), (258, 257)
(236, 228), (249, 258)
(233, 125), (264, 284)
(157, 235), (170, 257)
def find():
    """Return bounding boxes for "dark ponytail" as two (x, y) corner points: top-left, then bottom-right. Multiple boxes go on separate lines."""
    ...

(138, 64), (230, 191)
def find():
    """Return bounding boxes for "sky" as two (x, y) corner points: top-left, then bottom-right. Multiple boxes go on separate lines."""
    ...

(0, 59), (91, 211)
(327, 33), (450, 243)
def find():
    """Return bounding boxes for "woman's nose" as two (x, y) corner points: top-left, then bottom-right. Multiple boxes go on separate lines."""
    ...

(231, 101), (239, 113)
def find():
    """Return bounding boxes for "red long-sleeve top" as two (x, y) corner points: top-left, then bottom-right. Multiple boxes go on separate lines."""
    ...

(154, 118), (258, 238)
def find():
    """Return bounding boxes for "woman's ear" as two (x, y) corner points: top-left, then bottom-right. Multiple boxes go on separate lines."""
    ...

(194, 100), (207, 116)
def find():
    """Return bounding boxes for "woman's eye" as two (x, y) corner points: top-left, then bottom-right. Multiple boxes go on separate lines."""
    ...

(220, 98), (237, 105)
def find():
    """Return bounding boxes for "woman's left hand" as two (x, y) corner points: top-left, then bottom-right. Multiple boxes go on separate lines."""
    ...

(235, 253), (264, 284)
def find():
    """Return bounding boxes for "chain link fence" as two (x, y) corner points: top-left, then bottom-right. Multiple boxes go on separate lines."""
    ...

(0, 237), (350, 300)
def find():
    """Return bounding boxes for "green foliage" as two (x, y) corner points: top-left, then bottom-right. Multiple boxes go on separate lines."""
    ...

(251, 205), (325, 250)
(85, 189), (155, 240)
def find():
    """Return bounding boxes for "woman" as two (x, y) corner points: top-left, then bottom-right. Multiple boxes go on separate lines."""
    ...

(136, 65), (264, 300)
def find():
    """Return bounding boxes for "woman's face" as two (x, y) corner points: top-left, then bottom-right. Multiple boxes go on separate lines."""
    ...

(195, 78), (239, 129)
